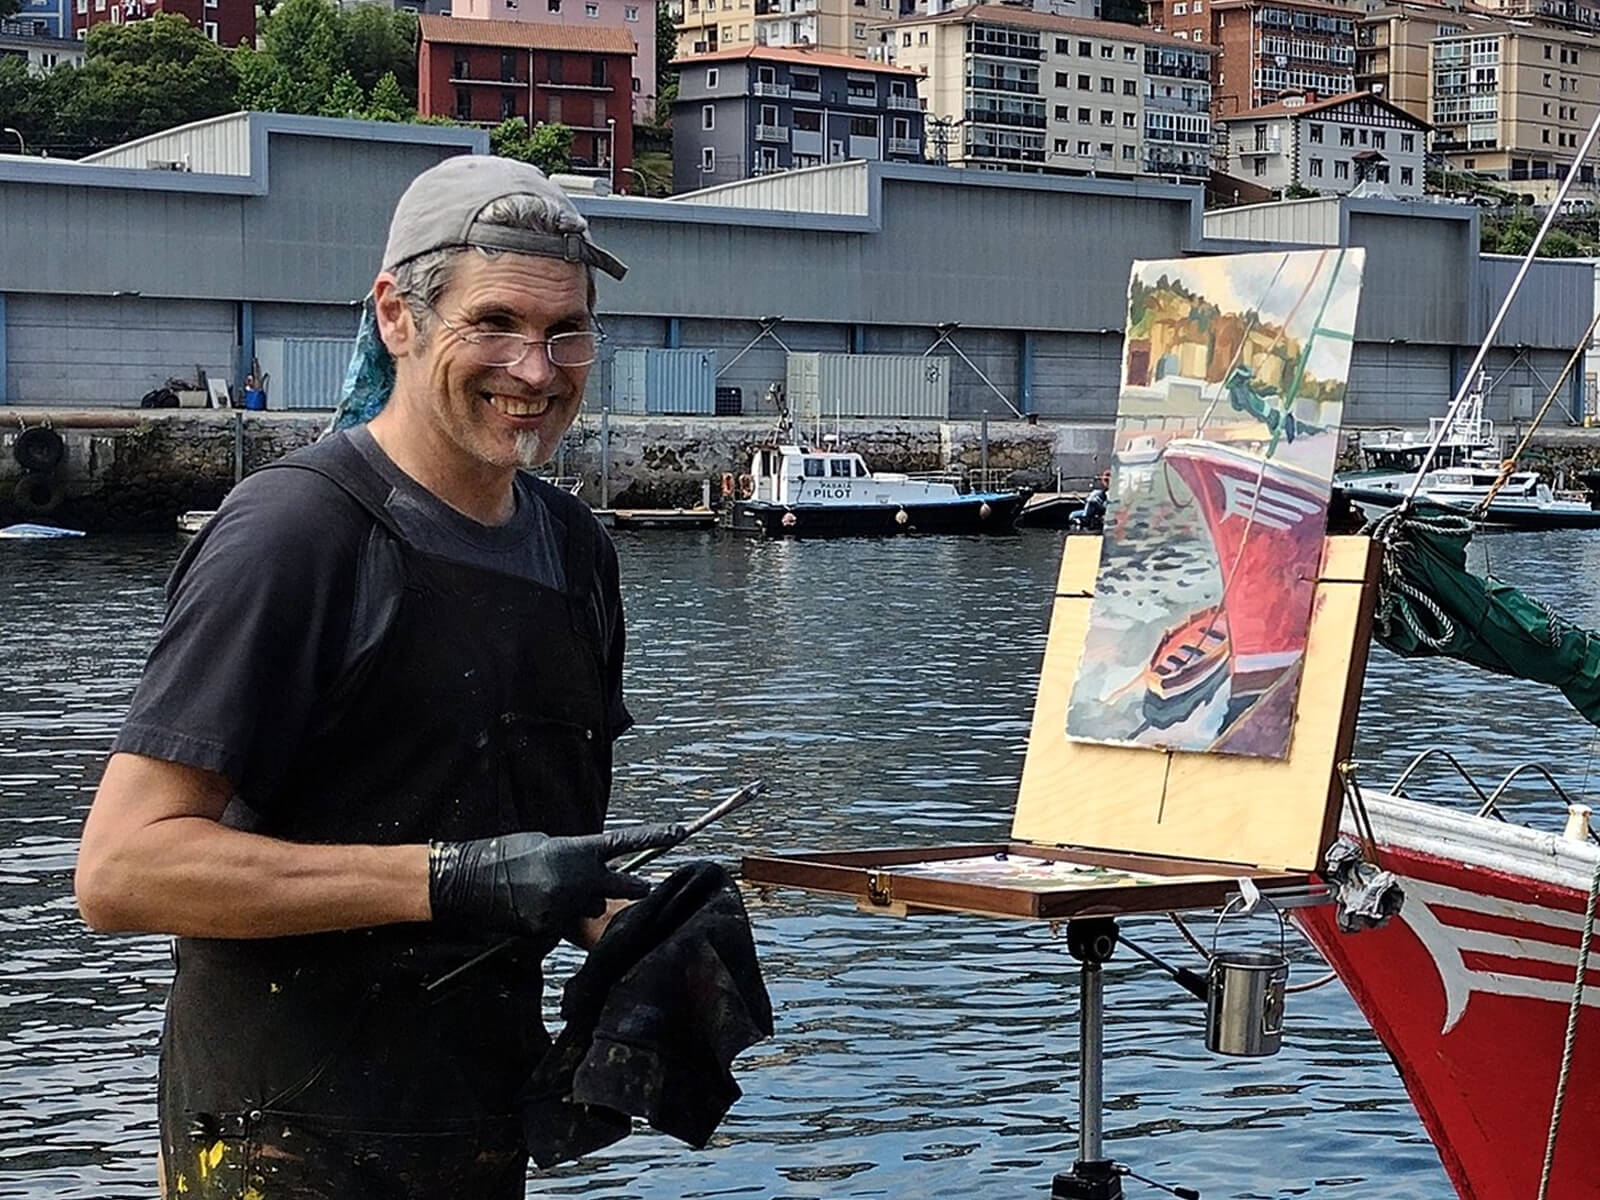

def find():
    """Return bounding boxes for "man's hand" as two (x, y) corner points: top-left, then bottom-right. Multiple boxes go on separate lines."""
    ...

(428, 825), (685, 939)
(573, 897), (631, 950)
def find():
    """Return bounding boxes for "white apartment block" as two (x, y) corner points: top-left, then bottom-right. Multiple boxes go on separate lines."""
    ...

(1217, 90), (1428, 196)
(884, 5), (1214, 178)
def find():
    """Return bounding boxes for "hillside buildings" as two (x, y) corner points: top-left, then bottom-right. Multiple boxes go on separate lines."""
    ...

(1215, 89), (1428, 196)
(882, 6), (1214, 180)
(668, 0), (909, 62)
(71, 0), (254, 45)
(672, 45), (924, 189)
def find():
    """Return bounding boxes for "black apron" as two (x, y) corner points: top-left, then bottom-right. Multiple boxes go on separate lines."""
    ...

(157, 437), (613, 1199)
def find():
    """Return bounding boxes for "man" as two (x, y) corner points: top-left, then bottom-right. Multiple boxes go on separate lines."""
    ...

(74, 156), (683, 1198)
(1073, 470), (1110, 531)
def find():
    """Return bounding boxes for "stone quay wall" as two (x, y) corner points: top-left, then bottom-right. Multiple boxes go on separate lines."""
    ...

(0, 410), (1115, 532)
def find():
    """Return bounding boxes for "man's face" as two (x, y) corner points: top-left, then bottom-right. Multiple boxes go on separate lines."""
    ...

(406, 251), (593, 473)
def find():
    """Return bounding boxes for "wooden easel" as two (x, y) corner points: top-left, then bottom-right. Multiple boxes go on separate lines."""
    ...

(743, 535), (1381, 1196)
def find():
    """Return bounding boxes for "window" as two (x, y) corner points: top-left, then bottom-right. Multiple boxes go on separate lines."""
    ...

(893, 116), (909, 138)
(1100, 77), (1114, 92)
(1078, 106), (1090, 122)
(829, 459), (851, 477)
(902, 32), (911, 45)
(1308, 157), (1322, 176)
(1079, 39), (1092, 56)
(501, 49), (516, 81)
(793, 71), (818, 92)
(1308, 123), (1322, 143)
(1099, 141), (1112, 154)
(1055, 138), (1069, 152)
(1400, 166), (1413, 185)
(706, 67), (718, 87)
(1545, 72), (1552, 87)
(585, 2), (597, 14)
(1173, 1), (1186, 11)
(455, 88), (473, 120)
(1122, 144), (1134, 159)
(1056, 71), (1070, 86)
(1543, 128), (1551, 142)
(75, 0), (85, 12)
(919, 30), (927, 44)
(853, 21), (866, 36)
(1334, 159), (1349, 179)
(548, 0), (559, 10)
(1545, 43), (1553, 59)
(454, 54), (469, 77)
(1253, 158), (1266, 176)
(203, 18), (218, 38)
(1101, 44), (1113, 58)
(501, 91), (517, 119)
(633, 78), (640, 92)
(1077, 139), (1090, 154)
(792, 108), (821, 131)
(1372, 131), (1385, 149)
(804, 459), (826, 478)
(548, 51), (563, 81)
(1401, 132), (1414, 152)
(702, 146), (715, 170)
(848, 114), (877, 136)
(1078, 73), (1091, 89)
(1339, 126), (1353, 146)
(1123, 79), (1136, 95)
(760, 103), (777, 125)
(1192, 30), (1202, 41)
(702, 104), (714, 129)
(1123, 111), (1135, 127)
(1054, 104), (1069, 120)
(1123, 46), (1136, 60)
(625, 4), (638, 15)
(1056, 37), (1070, 54)
(1101, 109), (1113, 124)
(547, 95), (561, 121)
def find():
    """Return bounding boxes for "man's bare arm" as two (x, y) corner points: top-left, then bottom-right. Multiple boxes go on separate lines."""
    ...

(75, 752), (431, 938)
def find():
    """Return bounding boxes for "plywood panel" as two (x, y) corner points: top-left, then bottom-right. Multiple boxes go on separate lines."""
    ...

(1013, 535), (1378, 872)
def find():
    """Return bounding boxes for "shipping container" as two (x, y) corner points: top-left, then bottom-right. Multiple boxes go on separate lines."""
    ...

(609, 348), (648, 413)
(786, 352), (951, 421)
(644, 348), (718, 415)
(253, 336), (355, 410)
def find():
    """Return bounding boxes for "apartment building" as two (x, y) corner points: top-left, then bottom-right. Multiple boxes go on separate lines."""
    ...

(1430, 22), (1600, 194)
(885, 6), (1214, 177)
(448, 0), (655, 121)
(1150, 0), (1355, 119)
(672, 45), (924, 189)
(1357, 4), (1507, 126)
(5, 0), (70, 39)
(671, 0), (906, 60)
(71, 0), (253, 45)
(417, 15), (636, 187)
(0, 21), (83, 70)
(1216, 89), (1427, 194)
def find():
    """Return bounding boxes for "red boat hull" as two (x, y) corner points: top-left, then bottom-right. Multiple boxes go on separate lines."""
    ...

(1162, 439), (1330, 699)
(1297, 796), (1600, 1199)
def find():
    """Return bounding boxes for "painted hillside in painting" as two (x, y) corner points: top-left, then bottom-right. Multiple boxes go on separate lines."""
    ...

(1065, 249), (1366, 760)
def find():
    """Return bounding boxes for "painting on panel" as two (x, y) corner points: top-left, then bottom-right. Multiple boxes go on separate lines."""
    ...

(1065, 248), (1366, 760)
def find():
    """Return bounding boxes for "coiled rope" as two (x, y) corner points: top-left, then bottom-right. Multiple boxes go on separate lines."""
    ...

(1364, 507), (1476, 652)
(1535, 847), (1600, 1200)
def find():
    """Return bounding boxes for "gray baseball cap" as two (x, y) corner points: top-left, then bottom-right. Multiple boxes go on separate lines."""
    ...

(382, 155), (627, 281)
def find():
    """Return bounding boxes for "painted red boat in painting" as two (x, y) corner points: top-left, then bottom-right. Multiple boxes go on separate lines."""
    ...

(1161, 438), (1330, 702)
(1297, 792), (1600, 1200)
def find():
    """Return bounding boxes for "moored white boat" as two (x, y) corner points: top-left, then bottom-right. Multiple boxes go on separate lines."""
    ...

(723, 443), (1027, 537)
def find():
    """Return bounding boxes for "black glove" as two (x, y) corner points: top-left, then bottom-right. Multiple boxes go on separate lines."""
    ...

(428, 825), (686, 938)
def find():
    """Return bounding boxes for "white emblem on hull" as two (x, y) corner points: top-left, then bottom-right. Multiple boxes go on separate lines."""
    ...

(1399, 877), (1600, 1034)
(1216, 472), (1324, 531)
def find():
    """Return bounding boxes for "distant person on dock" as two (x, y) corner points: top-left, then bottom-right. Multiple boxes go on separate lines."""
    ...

(74, 158), (695, 1198)
(1072, 470), (1111, 531)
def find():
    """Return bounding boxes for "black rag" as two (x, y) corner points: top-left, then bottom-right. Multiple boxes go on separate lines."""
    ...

(520, 860), (774, 1167)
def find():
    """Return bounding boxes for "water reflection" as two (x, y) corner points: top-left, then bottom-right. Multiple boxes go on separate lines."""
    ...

(7, 527), (1592, 1198)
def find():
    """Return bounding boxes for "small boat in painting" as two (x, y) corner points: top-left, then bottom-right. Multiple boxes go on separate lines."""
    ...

(1142, 603), (1230, 727)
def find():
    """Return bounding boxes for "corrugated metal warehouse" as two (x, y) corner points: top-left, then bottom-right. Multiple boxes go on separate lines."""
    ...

(0, 112), (1590, 427)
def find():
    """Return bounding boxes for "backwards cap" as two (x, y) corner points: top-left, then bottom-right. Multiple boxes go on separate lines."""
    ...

(381, 155), (627, 281)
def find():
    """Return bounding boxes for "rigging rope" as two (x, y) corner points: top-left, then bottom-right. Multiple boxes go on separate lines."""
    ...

(1365, 507), (1476, 651)
(1534, 846), (1600, 1200)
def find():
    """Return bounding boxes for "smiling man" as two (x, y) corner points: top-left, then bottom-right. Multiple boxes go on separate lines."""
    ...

(75, 157), (683, 1198)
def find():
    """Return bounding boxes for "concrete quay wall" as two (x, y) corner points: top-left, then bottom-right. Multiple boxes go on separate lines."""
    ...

(0, 411), (1114, 531)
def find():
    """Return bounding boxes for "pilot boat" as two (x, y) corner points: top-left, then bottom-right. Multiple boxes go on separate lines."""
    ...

(723, 444), (1027, 537)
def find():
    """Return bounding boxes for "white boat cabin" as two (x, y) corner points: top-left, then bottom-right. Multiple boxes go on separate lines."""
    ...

(746, 445), (964, 507)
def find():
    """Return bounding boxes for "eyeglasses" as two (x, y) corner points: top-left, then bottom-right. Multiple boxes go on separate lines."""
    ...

(419, 300), (606, 368)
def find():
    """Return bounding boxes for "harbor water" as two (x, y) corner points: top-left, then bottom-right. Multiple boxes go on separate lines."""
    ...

(6, 527), (1600, 1199)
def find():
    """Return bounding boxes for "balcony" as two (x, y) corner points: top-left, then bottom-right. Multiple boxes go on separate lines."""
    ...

(1144, 155), (1208, 177)
(846, 91), (878, 106)
(966, 144), (1046, 163)
(965, 75), (1038, 95)
(791, 83), (821, 100)
(967, 40), (1043, 61)
(886, 136), (921, 156)
(886, 94), (921, 111)
(965, 107), (1047, 129)
(756, 123), (790, 141)
(753, 81), (790, 96)
(1241, 133), (1283, 155)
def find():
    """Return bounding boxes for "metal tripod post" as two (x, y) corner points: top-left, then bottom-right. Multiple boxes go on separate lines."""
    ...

(1052, 917), (1123, 1200)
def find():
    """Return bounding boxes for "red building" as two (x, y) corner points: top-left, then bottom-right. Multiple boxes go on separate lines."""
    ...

(73, 0), (254, 47)
(1149, 0), (1355, 120)
(418, 15), (636, 191)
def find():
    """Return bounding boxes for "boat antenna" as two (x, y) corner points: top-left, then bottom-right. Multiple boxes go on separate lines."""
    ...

(1401, 106), (1600, 512)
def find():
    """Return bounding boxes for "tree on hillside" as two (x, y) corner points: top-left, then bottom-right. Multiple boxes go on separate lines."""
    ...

(56, 16), (238, 152)
(318, 69), (366, 117)
(489, 117), (574, 174)
(0, 0), (21, 20)
(262, 0), (345, 113)
(364, 71), (413, 122)
(656, 2), (677, 103)
(342, 4), (417, 101)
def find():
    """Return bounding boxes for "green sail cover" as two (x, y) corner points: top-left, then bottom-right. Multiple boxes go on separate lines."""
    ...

(1368, 505), (1600, 725)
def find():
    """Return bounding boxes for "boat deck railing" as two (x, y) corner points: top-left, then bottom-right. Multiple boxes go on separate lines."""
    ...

(904, 467), (1016, 494)
(1388, 747), (1600, 843)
